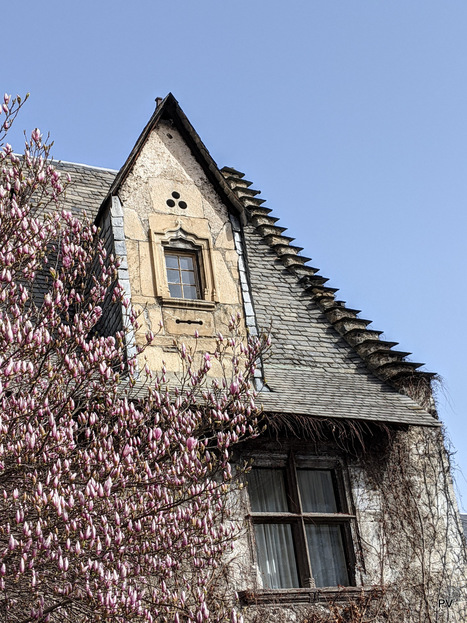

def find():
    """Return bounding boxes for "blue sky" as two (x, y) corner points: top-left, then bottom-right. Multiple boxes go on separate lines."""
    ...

(4, 1), (467, 509)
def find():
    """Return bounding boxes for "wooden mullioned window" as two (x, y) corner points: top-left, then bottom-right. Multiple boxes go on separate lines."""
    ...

(164, 250), (201, 300)
(248, 455), (355, 590)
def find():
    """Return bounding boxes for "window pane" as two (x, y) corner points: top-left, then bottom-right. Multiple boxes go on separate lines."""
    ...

(254, 524), (299, 589)
(165, 251), (203, 300)
(165, 255), (179, 269)
(179, 255), (194, 270)
(297, 470), (337, 513)
(166, 269), (181, 284)
(181, 270), (196, 285)
(306, 524), (349, 587)
(248, 469), (288, 512)
(168, 284), (182, 298)
(183, 285), (198, 300)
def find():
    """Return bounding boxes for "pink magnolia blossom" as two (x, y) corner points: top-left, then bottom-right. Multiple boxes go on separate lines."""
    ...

(0, 93), (268, 623)
(186, 437), (197, 452)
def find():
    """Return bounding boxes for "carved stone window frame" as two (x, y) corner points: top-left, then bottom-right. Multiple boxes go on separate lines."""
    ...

(149, 214), (218, 310)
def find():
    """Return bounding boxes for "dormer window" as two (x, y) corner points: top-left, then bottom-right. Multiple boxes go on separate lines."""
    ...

(165, 250), (201, 300)
(150, 214), (218, 310)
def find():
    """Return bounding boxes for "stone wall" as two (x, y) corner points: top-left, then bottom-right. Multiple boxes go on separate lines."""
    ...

(116, 121), (247, 375)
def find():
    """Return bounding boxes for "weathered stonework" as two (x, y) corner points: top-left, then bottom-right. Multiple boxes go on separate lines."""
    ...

(116, 121), (246, 375)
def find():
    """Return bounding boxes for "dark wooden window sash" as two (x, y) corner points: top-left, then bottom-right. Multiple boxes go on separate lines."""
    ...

(248, 451), (356, 590)
(165, 249), (202, 300)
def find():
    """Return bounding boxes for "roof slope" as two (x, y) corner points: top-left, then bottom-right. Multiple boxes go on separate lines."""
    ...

(55, 161), (117, 220)
(222, 167), (438, 427)
(29, 161), (119, 335)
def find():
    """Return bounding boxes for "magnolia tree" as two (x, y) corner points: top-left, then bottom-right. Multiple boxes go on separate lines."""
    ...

(0, 94), (267, 622)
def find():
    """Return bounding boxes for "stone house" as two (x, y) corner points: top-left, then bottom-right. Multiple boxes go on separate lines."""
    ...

(57, 94), (467, 622)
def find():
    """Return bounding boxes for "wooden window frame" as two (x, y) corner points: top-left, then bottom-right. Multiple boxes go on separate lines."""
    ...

(164, 248), (203, 301)
(248, 452), (356, 591)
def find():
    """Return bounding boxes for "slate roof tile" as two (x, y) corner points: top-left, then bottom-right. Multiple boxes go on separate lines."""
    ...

(221, 167), (439, 427)
(54, 160), (117, 220)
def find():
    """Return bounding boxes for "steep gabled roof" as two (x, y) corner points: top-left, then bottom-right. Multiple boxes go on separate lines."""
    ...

(53, 96), (438, 427)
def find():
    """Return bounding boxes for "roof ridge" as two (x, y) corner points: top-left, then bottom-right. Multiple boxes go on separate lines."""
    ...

(220, 166), (437, 417)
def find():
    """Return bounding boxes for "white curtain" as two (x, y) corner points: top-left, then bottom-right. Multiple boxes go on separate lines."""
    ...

(248, 469), (288, 512)
(306, 524), (349, 587)
(254, 524), (299, 588)
(297, 469), (337, 513)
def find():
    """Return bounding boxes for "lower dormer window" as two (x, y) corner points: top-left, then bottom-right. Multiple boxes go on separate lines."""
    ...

(248, 456), (355, 590)
(165, 250), (201, 300)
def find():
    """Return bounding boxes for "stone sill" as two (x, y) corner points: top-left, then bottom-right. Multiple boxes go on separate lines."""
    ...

(238, 586), (383, 605)
(160, 297), (217, 311)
